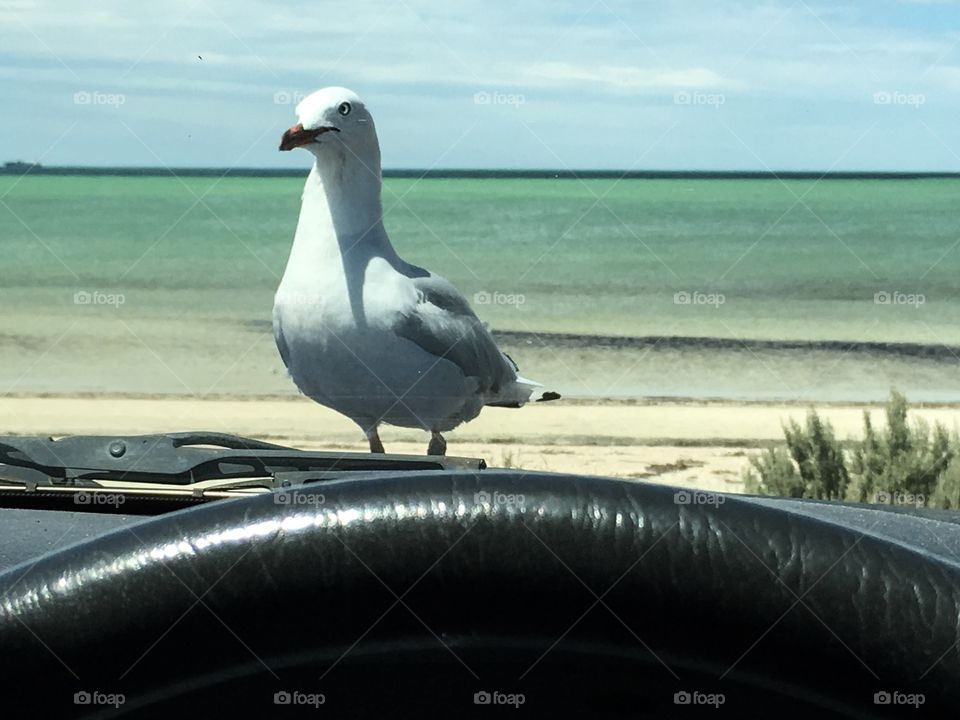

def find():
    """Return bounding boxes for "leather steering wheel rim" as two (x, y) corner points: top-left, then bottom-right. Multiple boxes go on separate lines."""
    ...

(1, 471), (958, 717)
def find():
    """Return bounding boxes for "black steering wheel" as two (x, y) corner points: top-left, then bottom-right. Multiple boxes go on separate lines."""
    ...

(1, 471), (957, 717)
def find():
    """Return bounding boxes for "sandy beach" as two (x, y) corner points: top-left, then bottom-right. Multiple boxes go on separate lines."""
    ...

(5, 395), (960, 494)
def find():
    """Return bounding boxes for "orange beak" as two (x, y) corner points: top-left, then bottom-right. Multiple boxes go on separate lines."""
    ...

(279, 123), (339, 151)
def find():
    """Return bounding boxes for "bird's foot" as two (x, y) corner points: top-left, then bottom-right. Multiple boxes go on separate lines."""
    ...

(427, 431), (446, 456)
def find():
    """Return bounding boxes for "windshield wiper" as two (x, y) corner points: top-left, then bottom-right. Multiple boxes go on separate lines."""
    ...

(0, 432), (485, 499)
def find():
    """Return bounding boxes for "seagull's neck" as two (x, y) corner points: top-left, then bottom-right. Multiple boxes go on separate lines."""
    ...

(287, 155), (398, 273)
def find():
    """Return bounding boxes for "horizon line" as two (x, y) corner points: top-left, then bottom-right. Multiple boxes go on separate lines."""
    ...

(2, 164), (959, 180)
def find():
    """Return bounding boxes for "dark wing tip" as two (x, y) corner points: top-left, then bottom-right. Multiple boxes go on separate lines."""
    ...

(502, 351), (520, 372)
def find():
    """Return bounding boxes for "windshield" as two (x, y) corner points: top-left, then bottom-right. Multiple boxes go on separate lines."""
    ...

(3, 2), (958, 490)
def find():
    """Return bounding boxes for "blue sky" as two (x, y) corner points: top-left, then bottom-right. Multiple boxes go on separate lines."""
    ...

(2, 0), (959, 170)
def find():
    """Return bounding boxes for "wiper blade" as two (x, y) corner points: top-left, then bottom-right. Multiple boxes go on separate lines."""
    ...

(0, 432), (485, 497)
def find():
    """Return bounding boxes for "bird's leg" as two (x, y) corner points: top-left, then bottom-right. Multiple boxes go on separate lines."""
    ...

(366, 427), (385, 454)
(427, 431), (446, 456)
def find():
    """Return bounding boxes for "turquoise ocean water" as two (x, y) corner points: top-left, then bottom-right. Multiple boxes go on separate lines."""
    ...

(1, 174), (958, 401)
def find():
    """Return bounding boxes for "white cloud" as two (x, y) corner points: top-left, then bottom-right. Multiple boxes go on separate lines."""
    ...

(521, 62), (739, 91)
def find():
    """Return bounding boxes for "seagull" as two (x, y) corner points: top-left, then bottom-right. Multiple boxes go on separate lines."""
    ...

(273, 87), (559, 456)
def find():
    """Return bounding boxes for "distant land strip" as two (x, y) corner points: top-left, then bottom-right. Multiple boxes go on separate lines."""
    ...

(3, 166), (960, 180)
(493, 331), (960, 360)
(237, 320), (960, 360)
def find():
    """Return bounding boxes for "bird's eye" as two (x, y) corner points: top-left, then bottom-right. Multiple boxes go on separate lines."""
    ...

(338, 102), (352, 116)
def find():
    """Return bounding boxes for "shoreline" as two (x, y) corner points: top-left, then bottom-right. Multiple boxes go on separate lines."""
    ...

(5, 392), (960, 409)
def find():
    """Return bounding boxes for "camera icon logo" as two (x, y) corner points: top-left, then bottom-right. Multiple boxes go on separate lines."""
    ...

(274, 691), (292, 705)
(474, 690), (491, 705)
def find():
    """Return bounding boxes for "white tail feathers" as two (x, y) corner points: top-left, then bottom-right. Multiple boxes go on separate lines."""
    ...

(487, 376), (561, 408)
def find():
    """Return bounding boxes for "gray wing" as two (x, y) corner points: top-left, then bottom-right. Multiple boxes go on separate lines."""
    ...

(394, 274), (517, 395)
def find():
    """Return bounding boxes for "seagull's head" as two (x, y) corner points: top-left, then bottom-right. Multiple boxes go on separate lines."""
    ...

(279, 87), (377, 163)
